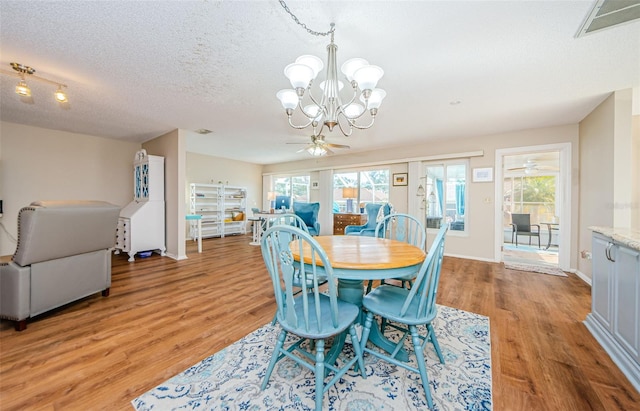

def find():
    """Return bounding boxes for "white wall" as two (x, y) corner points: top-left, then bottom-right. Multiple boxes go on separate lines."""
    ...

(263, 124), (579, 264)
(0, 121), (140, 256)
(143, 129), (186, 260)
(578, 90), (638, 279)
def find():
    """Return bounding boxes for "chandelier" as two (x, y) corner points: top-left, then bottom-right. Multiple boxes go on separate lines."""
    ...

(1, 62), (69, 104)
(276, 3), (386, 137)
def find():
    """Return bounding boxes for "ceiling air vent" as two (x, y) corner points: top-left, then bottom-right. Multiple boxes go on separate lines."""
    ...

(576, 0), (640, 37)
(194, 129), (213, 135)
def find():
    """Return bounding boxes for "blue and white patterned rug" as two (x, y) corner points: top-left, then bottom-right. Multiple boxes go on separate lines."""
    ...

(132, 305), (491, 410)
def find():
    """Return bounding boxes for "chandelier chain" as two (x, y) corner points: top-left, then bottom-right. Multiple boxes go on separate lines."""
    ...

(279, 0), (335, 37)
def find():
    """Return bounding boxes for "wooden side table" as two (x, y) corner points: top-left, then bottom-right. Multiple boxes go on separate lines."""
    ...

(333, 213), (367, 235)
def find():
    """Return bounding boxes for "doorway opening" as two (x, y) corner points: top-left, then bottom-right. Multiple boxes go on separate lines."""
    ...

(495, 143), (571, 271)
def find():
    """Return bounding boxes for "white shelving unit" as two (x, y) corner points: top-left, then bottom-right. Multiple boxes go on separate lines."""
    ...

(190, 183), (247, 238)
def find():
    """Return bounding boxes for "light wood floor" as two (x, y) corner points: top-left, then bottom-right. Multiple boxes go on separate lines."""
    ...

(1, 235), (638, 410)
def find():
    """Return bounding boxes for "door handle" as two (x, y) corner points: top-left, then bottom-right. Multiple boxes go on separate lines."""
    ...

(605, 242), (616, 262)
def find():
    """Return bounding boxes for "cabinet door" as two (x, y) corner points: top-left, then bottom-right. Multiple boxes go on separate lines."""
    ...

(592, 234), (613, 330)
(613, 244), (640, 358)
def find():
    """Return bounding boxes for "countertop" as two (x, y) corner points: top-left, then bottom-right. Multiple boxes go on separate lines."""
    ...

(590, 227), (640, 251)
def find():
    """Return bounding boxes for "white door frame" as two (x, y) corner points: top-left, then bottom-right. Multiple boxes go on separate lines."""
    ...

(494, 143), (571, 270)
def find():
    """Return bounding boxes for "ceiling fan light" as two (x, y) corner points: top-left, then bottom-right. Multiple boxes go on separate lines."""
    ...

(54, 86), (68, 103)
(340, 58), (368, 82)
(276, 89), (299, 110)
(284, 63), (314, 89)
(295, 55), (323, 78)
(15, 80), (31, 97)
(307, 145), (327, 156)
(361, 88), (386, 109)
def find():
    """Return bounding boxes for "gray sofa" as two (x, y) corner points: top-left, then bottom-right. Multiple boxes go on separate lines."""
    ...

(0, 200), (120, 331)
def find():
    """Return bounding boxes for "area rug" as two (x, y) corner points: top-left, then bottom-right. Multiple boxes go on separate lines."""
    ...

(504, 261), (567, 277)
(132, 305), (491, 411)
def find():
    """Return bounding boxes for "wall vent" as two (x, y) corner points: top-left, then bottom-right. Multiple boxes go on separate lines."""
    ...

(576, 0), (640, 37)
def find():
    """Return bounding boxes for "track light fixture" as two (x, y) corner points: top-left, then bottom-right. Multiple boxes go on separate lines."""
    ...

(1, 62), (69, 105)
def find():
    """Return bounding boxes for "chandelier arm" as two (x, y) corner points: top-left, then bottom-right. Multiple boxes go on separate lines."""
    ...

(287, 115), (316, 130)
(336, 116), (354, 137)
(348, 116), (376, 130)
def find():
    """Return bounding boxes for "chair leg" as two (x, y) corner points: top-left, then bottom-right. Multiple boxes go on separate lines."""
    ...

(410, 325), (434, 409)
(348, 324), (366, 378)
(360, 312), (374, 352)
(427, 323), (445, 364)
(14, 319), (27, 331)
(261, 329), (287, 390)
(314, 339), (326, 411)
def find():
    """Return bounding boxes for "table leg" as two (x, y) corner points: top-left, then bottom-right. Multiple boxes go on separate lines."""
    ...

(250, 219), (262, 246)
(545, 223), (552, 250)
(197, 219), (202, 253)
(325, 279), (409, 364)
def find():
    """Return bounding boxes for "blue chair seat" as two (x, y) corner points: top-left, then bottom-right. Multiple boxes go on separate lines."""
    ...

(361, 285), (436, 326)
(278, 294), (360, 339)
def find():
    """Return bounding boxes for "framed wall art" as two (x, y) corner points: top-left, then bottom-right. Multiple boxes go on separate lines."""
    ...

(393, 173), (408, 186)
(472, 167), (493, 182)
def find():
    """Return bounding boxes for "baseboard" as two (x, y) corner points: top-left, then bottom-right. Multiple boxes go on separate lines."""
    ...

(573, 269), (592, 286)
(584, 315), (640, 394)
(444, 252), (497, 263)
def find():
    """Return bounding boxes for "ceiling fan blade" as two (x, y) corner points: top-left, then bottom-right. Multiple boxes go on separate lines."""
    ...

(296, 145), (311, 153)
(325, 143), (350, 149)
(324, 147), (335, 155)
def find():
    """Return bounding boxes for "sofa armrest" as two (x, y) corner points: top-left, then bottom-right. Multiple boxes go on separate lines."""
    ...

(0, 262), (31, 322)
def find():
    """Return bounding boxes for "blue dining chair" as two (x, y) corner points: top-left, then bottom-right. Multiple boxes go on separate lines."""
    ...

(366, 213), (426, 293)
(360, 224), (448, 409)
(344, 203), (391, 236)
(266, 214), (328, 325)
(260, 225), (366, 411)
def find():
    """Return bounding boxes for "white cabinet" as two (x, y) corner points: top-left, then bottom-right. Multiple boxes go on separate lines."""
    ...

(190, 183), (247, 238)
(585, 232), (640, 393)
(115, 150), (166, 261)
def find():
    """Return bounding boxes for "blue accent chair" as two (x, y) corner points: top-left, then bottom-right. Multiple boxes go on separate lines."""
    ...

(344, 203), (391, 237)
(293, 202), (320, 236)
(260, 225), (366, 411)
(360, 224), (449, 409)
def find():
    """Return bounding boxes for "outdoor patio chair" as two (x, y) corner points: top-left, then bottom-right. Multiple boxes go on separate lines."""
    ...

(510, 213), (541, 248)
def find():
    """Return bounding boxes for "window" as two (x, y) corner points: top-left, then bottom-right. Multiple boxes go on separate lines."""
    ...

(333, 169), (389, 213)
(424, 161), (467, 232)
(272, 175), (310, 207)
(503, 175), (556, 226)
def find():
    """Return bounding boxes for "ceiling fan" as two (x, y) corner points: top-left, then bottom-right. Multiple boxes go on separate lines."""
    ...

(287, 134), (350, 156)
(507, 159), (557, 174)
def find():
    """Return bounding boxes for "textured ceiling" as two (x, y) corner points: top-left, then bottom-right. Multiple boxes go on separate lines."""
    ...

(1, 1), (639, 165)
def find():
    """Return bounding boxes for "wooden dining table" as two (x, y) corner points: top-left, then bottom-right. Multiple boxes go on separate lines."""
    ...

(291, 235), (426, 363)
